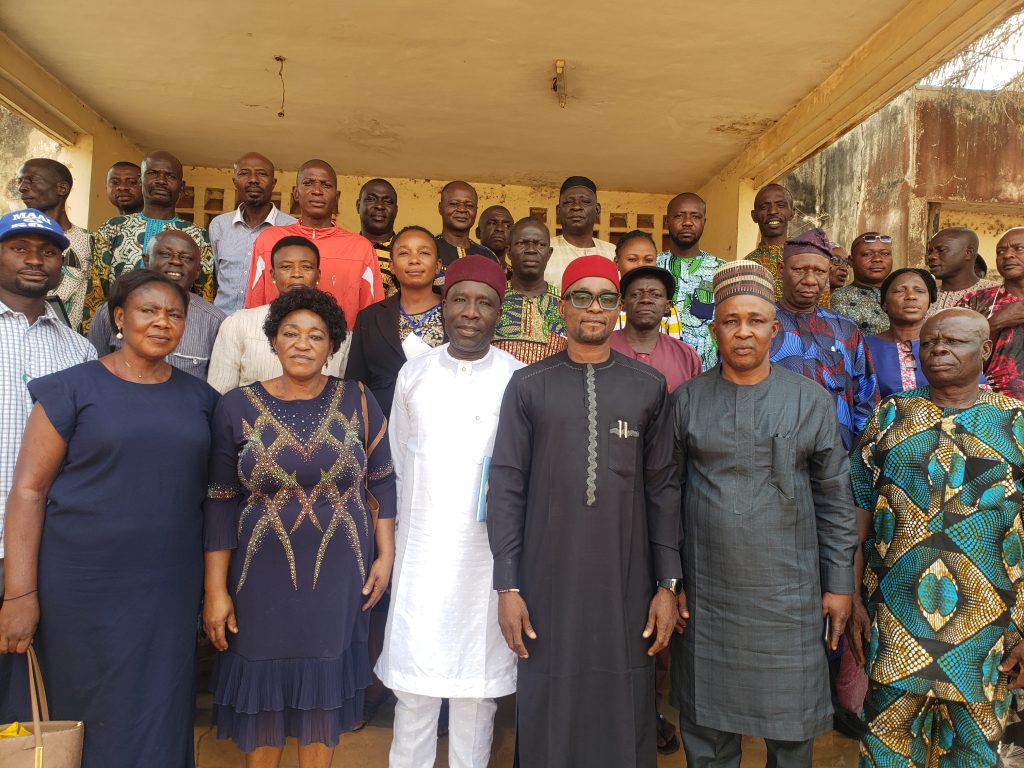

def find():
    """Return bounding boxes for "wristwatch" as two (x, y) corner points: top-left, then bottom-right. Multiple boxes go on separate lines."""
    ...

(657, 579), (683, 595)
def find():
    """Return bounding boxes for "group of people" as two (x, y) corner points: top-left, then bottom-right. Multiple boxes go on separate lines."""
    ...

(0, 148), (1023, 768)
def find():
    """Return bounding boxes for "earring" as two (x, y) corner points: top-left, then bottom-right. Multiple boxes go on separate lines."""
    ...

(271, 347), (277, 355)
(115, 327), (123, 340)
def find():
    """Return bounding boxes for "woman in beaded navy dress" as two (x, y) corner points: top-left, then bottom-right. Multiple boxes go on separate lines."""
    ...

(203, 287), (396, 768)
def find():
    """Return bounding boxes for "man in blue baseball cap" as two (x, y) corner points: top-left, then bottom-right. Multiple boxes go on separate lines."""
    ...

(0, 207), (70, 251)
(0, 207), (94, 722)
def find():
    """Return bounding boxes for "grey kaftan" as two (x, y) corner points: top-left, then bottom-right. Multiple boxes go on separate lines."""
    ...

(488, 350), (682, 767)
(669, 366), (857, 742)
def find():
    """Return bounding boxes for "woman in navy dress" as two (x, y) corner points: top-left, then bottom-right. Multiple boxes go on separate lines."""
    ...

(203, 287), (396, 768)
(865, 268), (936, 398)
(0, 270), (219, 768)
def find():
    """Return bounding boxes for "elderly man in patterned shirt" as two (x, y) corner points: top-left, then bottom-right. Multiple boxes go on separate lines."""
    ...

(849, 308), (1024, 767)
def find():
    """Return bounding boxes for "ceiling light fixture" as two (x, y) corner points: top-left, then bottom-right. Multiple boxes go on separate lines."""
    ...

(552, 59), (567, 108)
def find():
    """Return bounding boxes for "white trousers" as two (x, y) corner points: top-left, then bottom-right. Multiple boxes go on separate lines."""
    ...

(390, 690), (497, 768)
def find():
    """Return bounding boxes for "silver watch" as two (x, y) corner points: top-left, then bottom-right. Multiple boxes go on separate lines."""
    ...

(657, 579), (683, 595)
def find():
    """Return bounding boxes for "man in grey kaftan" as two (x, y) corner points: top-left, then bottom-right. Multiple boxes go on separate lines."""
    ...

(670, 260), (858, 767)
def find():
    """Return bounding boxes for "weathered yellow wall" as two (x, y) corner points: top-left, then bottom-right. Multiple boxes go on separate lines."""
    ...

(167, 166), (677, 249)
(0, 32), (143, 229)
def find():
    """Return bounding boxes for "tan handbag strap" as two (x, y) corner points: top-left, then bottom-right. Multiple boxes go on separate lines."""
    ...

(26, 646), (48, 760)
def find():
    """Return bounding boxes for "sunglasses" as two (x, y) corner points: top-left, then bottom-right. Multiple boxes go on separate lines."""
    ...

(856, 234), (892, 245)
(564, 290), (620, 310)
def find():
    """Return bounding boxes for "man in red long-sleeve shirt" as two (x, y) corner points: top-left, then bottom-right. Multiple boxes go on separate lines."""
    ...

(245, 159), (382, 328)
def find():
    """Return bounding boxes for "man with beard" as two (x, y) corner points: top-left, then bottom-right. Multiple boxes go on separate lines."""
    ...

(610, 265), (701, 392)
(356, 178), (399, 297)
(488, 255), (682, 767)
(476, 205), (514, 274)
(0, 209), (95, 722)
(244, 159), (383, 329)
(17, 158), (92, 329)
(958, 227), (1024, 400)
(105, 161), (143, 216)
(378, 255), (521, 768)
(83, 150), (215, 330)
(671, 260), (856, 767)
(747, 183), (831, 308)
(543, 176), (618, 285)
(655, 193), (723, 370)
(926, 227), (1000, 315)
(434, 181), (498, 271)
(492, 217), (566, 364)
(209, 152), (295, 314)
(86, 230), (225, 381)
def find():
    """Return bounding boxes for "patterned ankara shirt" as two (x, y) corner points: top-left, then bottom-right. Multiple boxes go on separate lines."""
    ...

(770, 306), (880, 451)
(852, 388), (1024, 704)
(83, 213), (215, 331)
(493, 283), (567, 365)
(928, 278), (1001, 317)
(747, 243), (831, 307)
(53, 224), (92, 331)
(958, 286), (1024, 401)
(829, 284), (890, 335)
(0, 299), (96, 557)
(655, 250), (724, 370)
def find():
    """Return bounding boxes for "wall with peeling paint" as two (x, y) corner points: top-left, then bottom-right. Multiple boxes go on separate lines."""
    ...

(778, 87), (1024, 274)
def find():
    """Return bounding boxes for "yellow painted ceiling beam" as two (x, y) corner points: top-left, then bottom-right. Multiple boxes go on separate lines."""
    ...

(725, 0), (1024, 187)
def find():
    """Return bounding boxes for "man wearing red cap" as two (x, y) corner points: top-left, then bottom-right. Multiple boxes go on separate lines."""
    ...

(379, 255), (522, 768)
(488, 255), (682, 767)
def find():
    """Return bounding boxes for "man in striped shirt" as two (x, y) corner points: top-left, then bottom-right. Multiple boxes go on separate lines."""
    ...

(0, 209), (95, 719)
(87, 230), (224, 380)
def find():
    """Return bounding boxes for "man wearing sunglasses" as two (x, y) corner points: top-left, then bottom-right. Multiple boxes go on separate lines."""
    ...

(830, 232), (894, 335)
(488, 254), (682, 767)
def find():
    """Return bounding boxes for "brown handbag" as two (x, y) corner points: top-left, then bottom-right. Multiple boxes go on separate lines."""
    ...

(357, 381), (386, 531)
(0, 647), (83, 767)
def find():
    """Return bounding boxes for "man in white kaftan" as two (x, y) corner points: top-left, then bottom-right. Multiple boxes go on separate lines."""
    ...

(376, 254), (522, 767)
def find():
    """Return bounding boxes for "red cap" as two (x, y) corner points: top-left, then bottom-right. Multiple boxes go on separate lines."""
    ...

(560, 255), (620, 296)
(443, 254), (507, 303)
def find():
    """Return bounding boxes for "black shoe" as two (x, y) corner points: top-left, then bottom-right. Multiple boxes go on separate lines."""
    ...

(833, 706), (867, 739)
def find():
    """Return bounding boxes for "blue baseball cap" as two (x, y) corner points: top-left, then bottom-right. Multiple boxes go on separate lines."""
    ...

(0, 208), (70, 251)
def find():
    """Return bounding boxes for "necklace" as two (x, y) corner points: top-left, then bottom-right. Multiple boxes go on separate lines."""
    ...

(400, 304), (441, 338)
(121, 355), (145, 380)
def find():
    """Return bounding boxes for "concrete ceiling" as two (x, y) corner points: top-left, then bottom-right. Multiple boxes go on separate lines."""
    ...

(0, 1), (913, 193)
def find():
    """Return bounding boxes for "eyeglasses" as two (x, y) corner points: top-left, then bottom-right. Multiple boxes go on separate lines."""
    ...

(856, 234), (892, 245)
(565, 290), (620, 310)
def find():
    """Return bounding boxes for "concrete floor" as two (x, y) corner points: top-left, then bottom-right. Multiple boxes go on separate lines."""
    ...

(193, 693), (861, 767)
